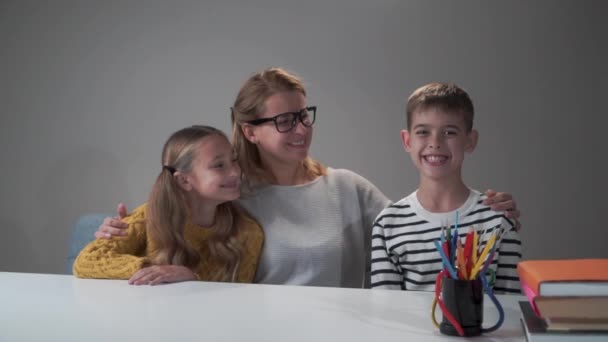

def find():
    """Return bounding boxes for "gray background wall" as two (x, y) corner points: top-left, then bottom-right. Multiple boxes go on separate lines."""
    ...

(1, 0), (607, 275)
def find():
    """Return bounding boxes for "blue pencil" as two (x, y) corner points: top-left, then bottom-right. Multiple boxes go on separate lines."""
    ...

(434, 240), (458, 279)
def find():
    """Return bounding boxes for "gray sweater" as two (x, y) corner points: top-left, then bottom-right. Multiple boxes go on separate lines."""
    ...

(238, 168), (390, 288)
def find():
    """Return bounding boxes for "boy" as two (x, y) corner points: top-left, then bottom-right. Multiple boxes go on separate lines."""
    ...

(370, 82), (521, 293)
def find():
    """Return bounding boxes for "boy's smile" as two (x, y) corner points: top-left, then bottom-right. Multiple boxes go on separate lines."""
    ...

(422, 154), (450, 166)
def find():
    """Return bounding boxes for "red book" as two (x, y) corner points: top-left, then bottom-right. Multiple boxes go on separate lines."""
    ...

(520, 278), (541, 316)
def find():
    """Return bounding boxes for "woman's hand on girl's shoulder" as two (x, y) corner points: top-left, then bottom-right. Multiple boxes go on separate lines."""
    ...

(94, 203), (129, 239)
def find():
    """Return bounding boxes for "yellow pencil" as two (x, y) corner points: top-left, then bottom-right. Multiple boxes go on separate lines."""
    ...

(469, 231), (497, 280)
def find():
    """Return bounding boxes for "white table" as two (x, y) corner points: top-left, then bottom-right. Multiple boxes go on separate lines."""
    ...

(0, 272), (526, 341)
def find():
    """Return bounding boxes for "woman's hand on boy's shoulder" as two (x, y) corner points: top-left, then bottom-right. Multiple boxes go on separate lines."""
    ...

(94, 203), (129, 239)
(483, 189), (522, 231)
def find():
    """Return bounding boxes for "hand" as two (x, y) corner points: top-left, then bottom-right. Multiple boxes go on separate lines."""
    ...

(483, 189), (522, 230)
(94, 203), (129, 239)
(128, 265), (197, 286)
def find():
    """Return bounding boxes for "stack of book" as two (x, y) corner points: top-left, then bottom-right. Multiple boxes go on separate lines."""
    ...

(517, 259), (608, 341)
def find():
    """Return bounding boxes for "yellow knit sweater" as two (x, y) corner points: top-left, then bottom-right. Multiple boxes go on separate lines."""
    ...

(73, 204), (264, 283)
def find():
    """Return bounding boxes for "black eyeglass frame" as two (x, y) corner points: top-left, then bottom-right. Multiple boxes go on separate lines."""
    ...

(245, 106), (317, 133)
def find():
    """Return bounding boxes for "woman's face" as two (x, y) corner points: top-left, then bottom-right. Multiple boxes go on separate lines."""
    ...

(247, 91), (313, 167)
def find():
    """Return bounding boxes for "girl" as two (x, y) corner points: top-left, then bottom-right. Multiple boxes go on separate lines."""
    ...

(74, 126), (264, 285)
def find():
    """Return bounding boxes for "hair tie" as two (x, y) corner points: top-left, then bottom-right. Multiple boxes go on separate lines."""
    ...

(163, 165), (176, 174)
(230, 107), (236, 124)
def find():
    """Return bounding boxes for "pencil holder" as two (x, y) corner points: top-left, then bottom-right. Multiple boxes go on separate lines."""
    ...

(439, 277), (483, 336)
(432, 271), (504, 337)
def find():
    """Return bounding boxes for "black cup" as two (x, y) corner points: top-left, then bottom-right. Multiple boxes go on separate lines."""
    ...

(439, 276), (483, 337)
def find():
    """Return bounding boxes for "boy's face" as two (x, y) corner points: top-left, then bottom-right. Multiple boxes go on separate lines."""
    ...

(401, 108), (478, 181)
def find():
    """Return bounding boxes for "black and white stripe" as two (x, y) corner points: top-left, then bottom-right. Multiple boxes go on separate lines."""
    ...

(370, 189), (522, 293)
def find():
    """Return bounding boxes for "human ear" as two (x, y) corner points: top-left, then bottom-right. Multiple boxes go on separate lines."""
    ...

(241, 124), (258, 144)
(174, 172), (193, 192)
(400, 129), (412, 152)
(465, 129), (479, 153)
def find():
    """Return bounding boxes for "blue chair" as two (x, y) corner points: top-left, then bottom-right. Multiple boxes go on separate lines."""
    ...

(66, 214), (109, 274)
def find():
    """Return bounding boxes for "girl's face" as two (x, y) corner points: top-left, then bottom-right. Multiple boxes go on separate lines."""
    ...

(401, 108), (478, 181)
(245, 91), (313, 168)
(183, 134), (241, 204)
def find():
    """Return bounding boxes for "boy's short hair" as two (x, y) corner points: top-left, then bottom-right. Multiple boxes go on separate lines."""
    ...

(406, 82), (474, 132)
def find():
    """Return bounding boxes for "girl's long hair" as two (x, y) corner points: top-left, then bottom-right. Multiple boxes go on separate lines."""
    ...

(231, 67), (327, 187)
(147, 125), (243, 282)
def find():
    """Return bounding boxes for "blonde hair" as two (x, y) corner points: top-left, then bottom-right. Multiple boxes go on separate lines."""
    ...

(231, 67), (327, 186)
(147, 125), (245, 282)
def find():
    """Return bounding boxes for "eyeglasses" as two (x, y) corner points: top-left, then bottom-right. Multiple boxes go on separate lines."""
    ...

(246, 106), (317, 133)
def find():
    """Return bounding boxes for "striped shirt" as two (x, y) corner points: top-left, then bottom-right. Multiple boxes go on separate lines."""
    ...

(370, 189), (522, 294)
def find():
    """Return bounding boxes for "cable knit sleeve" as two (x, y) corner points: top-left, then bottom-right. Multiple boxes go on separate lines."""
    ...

(73, 206), (149, 280)
(235, 215), (265, 283)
